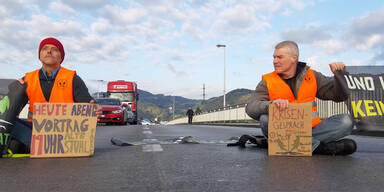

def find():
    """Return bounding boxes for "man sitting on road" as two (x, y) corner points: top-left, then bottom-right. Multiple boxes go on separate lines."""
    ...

(0, 37), (101, 156)
(244, 40), (356, 156)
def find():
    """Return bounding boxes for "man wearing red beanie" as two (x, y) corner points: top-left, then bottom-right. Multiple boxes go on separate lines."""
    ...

(0, 37), (101, 156)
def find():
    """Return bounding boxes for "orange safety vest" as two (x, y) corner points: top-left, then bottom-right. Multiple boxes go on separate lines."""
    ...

(262, 69), (322, 127)
(24, 67), (75, 121)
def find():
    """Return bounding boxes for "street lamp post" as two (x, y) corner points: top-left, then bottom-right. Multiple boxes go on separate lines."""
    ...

(216, 44), (226, 108)
(96, 80), (106, 97)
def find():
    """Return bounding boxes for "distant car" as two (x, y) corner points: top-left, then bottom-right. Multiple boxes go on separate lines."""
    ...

(141, 119), (151, 125)
(122, 104), (135, 124)
(95, 98), (128, 125)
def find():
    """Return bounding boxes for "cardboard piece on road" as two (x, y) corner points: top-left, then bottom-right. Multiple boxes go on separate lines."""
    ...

(268, 103), (312, 156)
(30, 103), (98, 158)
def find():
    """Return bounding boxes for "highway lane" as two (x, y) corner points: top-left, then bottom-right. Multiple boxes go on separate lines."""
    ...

(0, 124), (384, 191)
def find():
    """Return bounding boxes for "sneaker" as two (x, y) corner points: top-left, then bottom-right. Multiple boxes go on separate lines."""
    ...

(314, 139), (357, 156)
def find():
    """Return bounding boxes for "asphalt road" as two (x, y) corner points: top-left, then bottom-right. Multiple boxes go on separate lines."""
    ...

(1, 124), (384, 192)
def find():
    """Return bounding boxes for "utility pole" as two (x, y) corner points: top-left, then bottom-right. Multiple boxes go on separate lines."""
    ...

(173, 96), (175, 120)
(202, 83), (206, 104)
(216, 44), (226, 108)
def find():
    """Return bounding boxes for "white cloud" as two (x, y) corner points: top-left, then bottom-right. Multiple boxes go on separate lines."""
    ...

(0, 18), (37, 50)
(355, 34), (382, 51)
(133, 43), (161, 51)
(349, 59), (362, 66)
(50, 1), (76, 16)
(349, 7), (384, 36)
(29, 14), (86, 37)
(313, 39), (343, 54)
(91, 18), (112, 34)
(241, 0), (315, 15)
(281, 24), (332, 44)
(0, 0), (34, 16)
(0, 5), (7, 16)
(213, 4), (270, 35)
(182, 22), (204, 40)
(100, 5), (147, 25)
(288, 0), (314, 10)
(167, 63), (188, 77)
(306, 55), (320, 70)
(190, 0), (210, 7)
(60, 0), (109, 9)
(345, 7), (384, 62)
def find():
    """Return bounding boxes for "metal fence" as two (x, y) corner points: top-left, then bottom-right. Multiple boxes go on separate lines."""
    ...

(167, 99), (349, 125)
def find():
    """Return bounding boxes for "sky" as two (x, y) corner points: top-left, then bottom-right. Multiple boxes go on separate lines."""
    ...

(1, 0), (384, 100)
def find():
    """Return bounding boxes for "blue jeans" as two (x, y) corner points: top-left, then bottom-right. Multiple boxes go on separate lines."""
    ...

(259, 114), (353, 151)
(10, 118), (32, 147)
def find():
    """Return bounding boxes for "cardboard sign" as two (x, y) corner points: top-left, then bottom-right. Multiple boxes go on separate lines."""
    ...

(30, 103), (98, 158)
(268, 103), (312, 156)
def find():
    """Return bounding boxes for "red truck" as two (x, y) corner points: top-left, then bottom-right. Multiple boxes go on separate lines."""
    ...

(107, 80), (138, 124)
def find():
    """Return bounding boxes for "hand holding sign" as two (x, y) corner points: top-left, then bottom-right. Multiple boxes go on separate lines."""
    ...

(90, 100), (102, 120)
(329, 62), (346, 75)
(272, 99), (289, 111)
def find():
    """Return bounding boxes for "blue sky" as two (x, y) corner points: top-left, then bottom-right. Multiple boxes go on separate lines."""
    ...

(0, 0), (384, 100)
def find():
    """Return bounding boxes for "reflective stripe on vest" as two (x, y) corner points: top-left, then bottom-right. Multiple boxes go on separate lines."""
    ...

(303, 101), (320, 119)
(262, 69), (322, 127)
(24, 67), (75, 122)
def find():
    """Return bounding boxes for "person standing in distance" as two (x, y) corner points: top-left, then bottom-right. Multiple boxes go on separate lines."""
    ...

(186, 107), (194, 124)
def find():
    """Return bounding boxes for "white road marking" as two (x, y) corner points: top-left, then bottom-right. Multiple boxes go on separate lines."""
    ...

(142, 144), (163, 152)
(143, 131), (152, 134)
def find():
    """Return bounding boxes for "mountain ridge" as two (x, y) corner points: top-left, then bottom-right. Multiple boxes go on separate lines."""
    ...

(137, 88), (253, 121)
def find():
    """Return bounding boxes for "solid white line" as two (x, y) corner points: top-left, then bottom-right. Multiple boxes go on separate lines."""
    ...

(143, 131), (152, 134)
(142, 144), (163, 152)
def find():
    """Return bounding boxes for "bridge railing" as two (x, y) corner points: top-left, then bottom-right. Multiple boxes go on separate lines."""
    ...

(167, 99), (349, 125)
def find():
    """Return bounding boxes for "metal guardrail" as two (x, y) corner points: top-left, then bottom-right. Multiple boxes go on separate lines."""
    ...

(167, 99), (349, 125)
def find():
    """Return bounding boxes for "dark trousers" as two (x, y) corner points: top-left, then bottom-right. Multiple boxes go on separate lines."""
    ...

(188, 116), (193, 124)
(11, 118), (32, 146)
(0, 80), (29, 148)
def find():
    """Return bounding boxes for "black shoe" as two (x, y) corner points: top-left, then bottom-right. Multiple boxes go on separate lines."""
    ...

(314, 139), (357, 156)
(227, 135), (249, 147)
(249, 135), (268, 149)
(226, 135), (268, 148)
(8, 139), (29, 154)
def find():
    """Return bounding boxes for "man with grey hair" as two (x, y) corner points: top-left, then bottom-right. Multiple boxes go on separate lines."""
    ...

(245, 40), (356, 155)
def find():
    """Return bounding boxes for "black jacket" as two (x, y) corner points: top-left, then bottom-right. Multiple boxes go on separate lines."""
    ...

(186, 109), (194, 117)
